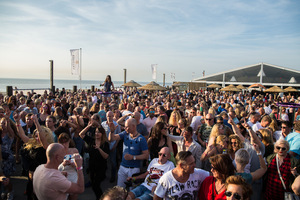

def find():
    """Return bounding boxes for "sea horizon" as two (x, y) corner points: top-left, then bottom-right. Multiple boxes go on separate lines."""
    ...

(0, 77), (173, 94)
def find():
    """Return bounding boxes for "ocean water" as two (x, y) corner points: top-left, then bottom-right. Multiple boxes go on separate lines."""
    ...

(0, 78), (172, 94)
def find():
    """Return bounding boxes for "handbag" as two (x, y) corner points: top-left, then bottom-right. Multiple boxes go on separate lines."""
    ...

(276, 154), (300, 200)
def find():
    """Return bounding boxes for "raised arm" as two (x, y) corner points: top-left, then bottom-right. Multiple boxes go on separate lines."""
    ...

(200, 145), (216, 161)
(116, 113), (131, 126)
(228, 116), (245, 143)
(66, 153), (84, 194)
(251, 143), (267, 182)
(108, 122), (121, 142)
(32, 115), (49, 149)
(6, 117), (15, 139)
(78, 121), (93, 139)
(13, 113), (29, 143)
(244, 122), (262, 148)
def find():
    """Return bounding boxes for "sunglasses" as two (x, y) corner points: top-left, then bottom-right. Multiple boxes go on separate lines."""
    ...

(158, 153), (167, 157)
(225, 191), (242, 200)
(206, 118), (213, 121)
(162, 127), (168, 130)
(276, 146), (287, 151)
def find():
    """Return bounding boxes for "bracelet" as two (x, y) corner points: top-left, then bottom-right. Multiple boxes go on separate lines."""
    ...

(257, 152), (262, 156)
(76, 166), (83, 171)
(16, 124), (21, 126)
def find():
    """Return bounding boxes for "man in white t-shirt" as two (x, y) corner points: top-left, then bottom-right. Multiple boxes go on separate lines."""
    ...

(127, 147), (175, 200)
(154, 151), (209, 200)
(252, 115), (272, 132)
(33, 143), (84, 200)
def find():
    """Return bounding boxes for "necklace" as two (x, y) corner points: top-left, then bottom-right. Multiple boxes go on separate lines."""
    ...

(215, 180), (225, 194)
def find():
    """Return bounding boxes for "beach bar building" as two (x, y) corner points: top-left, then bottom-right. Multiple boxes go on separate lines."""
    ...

(191, 63), (300, 89)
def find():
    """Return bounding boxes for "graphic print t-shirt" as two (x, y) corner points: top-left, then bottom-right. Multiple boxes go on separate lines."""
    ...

(154, 168), (209, 200)
(142, 158), (175, 191)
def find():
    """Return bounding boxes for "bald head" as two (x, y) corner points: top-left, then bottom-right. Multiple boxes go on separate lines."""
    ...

(133, 111), (141, 122)
(46, 143), (64, 161)
(106, 111), (114, 122)
(158, 147), (171, 164)
(127, 118), (137, 127)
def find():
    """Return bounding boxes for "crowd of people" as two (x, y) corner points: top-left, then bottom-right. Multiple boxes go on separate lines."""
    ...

(0, 76), (300, 200)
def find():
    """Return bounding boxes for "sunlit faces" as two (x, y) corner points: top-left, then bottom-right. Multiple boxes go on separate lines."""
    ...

(211, 165), (222, 179)
(230, 139), (239, 152)
(225, 184), (243, 200)
(95, 129), (103, 139)
(275, 144), (288, 156)
(182, 155), (196, 174)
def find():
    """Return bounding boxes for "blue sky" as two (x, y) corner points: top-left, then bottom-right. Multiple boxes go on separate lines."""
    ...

(0, 0), (299, 83)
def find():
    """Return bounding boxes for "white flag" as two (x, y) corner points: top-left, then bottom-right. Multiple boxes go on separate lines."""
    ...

(151, 64), (157, 80)
(70, 49), (80, 75)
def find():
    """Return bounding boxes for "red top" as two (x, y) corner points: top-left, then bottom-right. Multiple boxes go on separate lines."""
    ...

(265, 154), (291, 200)
(198, 176), (226, 200)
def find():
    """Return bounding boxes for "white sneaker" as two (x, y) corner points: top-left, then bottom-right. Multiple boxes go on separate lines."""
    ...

(7, 191), (13, 200)
(1, 192), (6, 200)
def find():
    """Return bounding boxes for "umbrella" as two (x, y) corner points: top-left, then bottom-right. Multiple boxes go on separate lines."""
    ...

(236, 85), (246, 89)
(207, 84), (222, 88)
(122, 80), (142, 87)
(138, 81), (167, 91)
(248, 83), (266, 89)
(284, 86), (298, 92)
(264, 86), (284, 93)
(220, 85), (241, 92)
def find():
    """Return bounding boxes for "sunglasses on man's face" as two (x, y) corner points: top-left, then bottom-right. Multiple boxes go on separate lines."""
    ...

(158, 153), (167, 157)
(225, 191), (242, 200)
(276, 146), (287, 151)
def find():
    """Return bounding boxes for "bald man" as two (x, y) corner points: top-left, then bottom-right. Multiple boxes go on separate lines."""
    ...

(33, 143), (84, 200)
(127, 147), (175, 200)
(109, 118), (149, 187)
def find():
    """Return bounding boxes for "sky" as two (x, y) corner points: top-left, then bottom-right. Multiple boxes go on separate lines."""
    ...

(0, 0), (300, 83)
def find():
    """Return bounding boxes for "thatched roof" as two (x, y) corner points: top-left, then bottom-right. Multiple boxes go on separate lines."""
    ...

(122, 80), (141, 87)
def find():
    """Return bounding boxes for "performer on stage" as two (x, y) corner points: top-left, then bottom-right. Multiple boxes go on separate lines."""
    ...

(100, 75), (115, 103)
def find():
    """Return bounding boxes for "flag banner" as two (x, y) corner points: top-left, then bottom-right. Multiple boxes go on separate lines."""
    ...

(151, 64), (157, 80)
(70, 49), (80, 75)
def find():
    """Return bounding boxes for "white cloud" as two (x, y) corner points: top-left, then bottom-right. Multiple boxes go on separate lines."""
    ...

(0, 0), (299, 82)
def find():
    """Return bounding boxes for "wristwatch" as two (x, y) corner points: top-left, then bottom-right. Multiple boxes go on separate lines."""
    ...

(133, 156), (136, 160)
(257, 152), (262, 156)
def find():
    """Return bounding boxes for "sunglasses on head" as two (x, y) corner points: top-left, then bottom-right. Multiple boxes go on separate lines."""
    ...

(225, 191), (242, 200)
(158, 153), (167, 157)
(276, 146), (287, 151)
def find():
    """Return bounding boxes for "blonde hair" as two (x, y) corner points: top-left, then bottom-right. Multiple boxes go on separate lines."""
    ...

(260, 128), (273, 146)
(208, 108), (216, 118)
(24, 126), (54, 150)
(216, 135), (228, 146)
(168, 110), (182, 126)
(274, 139), (289, 153)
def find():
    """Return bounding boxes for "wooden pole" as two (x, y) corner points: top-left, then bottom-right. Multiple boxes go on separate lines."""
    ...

(124, 69), (127, 84)
(6, 86), (13, 96)
(49, 60), (54, 92)
(163, 73), (165, 87)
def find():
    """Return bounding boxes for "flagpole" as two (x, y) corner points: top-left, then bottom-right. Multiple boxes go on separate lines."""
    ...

(80, 48), (82, 89)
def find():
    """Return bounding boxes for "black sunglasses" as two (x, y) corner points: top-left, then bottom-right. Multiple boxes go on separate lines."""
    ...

(225, 191), (242, 200)
(158, 153), (167, 157)
(276, 146), (287, 151)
